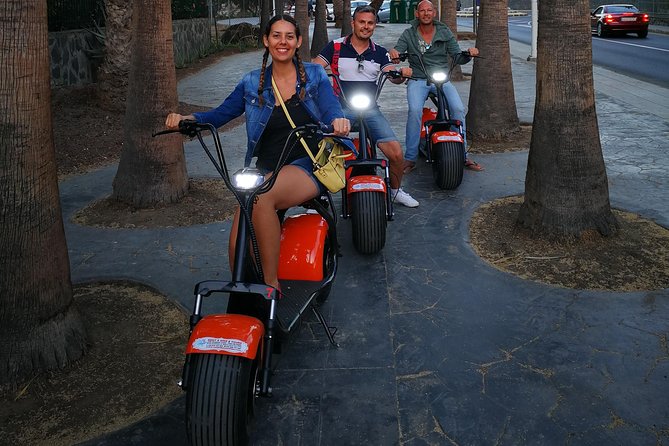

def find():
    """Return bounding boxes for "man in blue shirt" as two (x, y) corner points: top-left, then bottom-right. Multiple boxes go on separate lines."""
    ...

(313, 5), (419, 208)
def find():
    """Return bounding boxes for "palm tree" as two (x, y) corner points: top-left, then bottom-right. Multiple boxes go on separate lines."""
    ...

(311, 0), (330, 57)
(97, 0), (134, 111)
(333, 0), (344, 28)
(517, 0), (618, 236)
(341, 0), (352, 36)
(112, 0), (188, 207)
(440, 0), (463, 81)
(260, 0), (272, 38)
(295, 0), (311, 61)
(466, 0), (519, 141)
(0, 0), (87, 386)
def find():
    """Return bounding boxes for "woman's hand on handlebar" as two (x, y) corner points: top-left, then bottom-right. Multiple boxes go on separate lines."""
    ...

(330, 117), (351, 137)
(467, 47), (480, 57)
(165, 113), (195, 130)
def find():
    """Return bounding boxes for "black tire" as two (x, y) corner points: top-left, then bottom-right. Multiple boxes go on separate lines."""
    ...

(597, 23), (607, 37)
(186, 354), (256, 446)
(351, 191), (386, 255)
(638, 30), (648, 38)
(432, 141), (464, 190)
(315, 235), (334, 303)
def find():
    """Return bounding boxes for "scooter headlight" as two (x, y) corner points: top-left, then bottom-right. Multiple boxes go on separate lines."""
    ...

(431, 71), (448, 82)
(232, 168), (264, 190)
(349, 93), (372, 111)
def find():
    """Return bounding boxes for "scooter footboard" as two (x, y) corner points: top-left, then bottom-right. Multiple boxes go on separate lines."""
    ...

(278, 213), (329, 281)
(185, 314), (264, 360)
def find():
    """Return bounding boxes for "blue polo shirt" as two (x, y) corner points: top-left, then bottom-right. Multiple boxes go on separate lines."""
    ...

(317, 35), (393, 105)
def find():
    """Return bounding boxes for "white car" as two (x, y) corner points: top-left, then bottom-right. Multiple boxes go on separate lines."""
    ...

(350, 0), (371, 16)
(377, 0), (391, 22)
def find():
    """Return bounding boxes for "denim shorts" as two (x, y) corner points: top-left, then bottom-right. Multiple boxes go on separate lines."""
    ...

(343, 105), (398, 145)
(257, 156), (325, 195)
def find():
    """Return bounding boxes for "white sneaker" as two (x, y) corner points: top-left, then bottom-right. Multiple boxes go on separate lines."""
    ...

(392, 188), (419, 208)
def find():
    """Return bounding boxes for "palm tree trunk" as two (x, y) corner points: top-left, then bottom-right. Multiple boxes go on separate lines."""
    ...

(97, 0), (134, 112)
(112, 0), (188, 207)
(466, 0), (519, 141)
(295, 0), (311, 61)
(441, 0), (463, 81)
(333, 0), (343, 28)
(0, 0), (87, 386)
(341, 0), (352, 36)
(311, 0), (329, 57)
(517, 0), (617, 237)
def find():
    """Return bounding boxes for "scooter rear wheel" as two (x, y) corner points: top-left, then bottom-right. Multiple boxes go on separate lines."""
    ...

(351, 191), (387, 254)
(185, 353), (256, 446)
(432, 141), (465, 190)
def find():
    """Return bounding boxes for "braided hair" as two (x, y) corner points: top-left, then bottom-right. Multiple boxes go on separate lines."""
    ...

(257, 14), (307, 105)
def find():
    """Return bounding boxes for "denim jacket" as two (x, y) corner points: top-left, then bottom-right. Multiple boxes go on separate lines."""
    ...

(193, 61), (346, 166)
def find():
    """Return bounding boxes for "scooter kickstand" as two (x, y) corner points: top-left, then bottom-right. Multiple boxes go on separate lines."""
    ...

(310, 305), (339, 347)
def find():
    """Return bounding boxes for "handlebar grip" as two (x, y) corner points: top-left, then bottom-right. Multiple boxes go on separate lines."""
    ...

(385, 70), (403, 79)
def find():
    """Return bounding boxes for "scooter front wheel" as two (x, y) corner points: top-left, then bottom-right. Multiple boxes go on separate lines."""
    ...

(432, 141), (465, 190)
(351, 191), (387, 254)
(185, 353), (257, 446)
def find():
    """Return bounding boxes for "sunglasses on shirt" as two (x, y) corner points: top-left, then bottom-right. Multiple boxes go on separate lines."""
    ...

(356, 54), (365, 72)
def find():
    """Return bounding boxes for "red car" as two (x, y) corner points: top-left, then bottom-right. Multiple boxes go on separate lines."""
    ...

(591, 4), (650, 38)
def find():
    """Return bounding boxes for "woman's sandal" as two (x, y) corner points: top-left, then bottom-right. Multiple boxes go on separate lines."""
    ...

(465, 159), (484, 171)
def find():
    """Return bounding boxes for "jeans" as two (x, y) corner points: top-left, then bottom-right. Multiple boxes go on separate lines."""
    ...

(405, 79), (466, 163)
(343, 105), (398, 146)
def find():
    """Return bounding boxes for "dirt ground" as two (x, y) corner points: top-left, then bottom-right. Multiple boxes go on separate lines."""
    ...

(3, 48), (668, 445)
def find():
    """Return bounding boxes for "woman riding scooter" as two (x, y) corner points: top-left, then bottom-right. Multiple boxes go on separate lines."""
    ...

(165, 15), (350, 292)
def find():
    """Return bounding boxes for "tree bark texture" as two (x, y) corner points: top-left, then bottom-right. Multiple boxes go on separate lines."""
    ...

(440, 0), (463, 81)
(112, 0), (188, 207)
(518, 0), (617, 237)
(466, 0), (519, 141)
(341, 0), (352, 36)
(333, 0), (343, 28)
(0, 0), (87, 386)
(97, 0), (134, 112)
(260, 0), (272, 37)
(311, 0), (329, 57)
(369, 0), (383, 12)
(295, 0), (311, 61)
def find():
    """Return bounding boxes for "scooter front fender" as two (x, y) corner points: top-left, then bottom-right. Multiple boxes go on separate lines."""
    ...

(346, 175), (387, 194)
(278, 213), (329, 281)
(186, 314), (264, 360)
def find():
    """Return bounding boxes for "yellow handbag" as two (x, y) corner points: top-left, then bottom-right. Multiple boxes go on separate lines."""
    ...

(271, 77), (347, 193)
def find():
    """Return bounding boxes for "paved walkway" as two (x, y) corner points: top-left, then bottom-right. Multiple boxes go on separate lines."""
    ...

(70, 23), (669, 445)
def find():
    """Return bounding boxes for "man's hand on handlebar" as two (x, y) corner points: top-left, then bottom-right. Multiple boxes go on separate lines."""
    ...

(389, 48), (401, 64)
(467, 47), (480, 57)
(165, 113), (196, 130)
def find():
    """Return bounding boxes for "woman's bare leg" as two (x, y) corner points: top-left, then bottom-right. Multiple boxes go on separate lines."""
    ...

(227, 165), (319, 289)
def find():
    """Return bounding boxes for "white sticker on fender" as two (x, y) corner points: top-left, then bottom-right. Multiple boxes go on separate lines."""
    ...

(192, 337), (249, 354)
(351, 183), (385, 191)
(434, 135), (463, 142)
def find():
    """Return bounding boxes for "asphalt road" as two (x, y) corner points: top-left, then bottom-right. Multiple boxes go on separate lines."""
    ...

(457, 15), (669, 89)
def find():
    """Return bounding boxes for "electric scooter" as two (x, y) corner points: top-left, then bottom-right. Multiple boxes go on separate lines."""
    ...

(330, 70), (404, 254)
(154, 121), (342, 445)
(399, 51), (475, 190)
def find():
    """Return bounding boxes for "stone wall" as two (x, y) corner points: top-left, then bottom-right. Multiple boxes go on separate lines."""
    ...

(49, 18), (212, 87)
(173, 18), (212, 68)
(49, 30), (101, 87)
